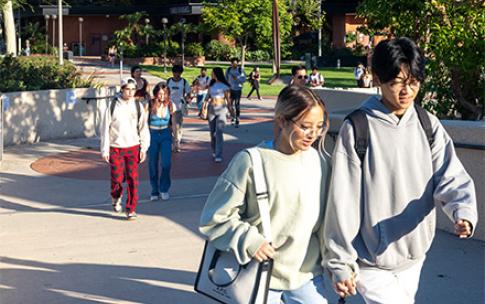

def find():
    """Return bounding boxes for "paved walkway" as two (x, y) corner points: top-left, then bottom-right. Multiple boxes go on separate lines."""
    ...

(0, 60), (483, 304)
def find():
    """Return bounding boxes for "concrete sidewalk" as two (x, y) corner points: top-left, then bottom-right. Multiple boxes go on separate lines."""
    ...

(0, 96), (484, 304)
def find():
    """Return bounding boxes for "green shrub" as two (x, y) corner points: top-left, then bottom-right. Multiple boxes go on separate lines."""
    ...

(205, 40), (232, 60)
(246, 50), (271, 62)
(186, 42), (204, 57)
(0, 55), (94, 92)
(166, 40), (181, 57)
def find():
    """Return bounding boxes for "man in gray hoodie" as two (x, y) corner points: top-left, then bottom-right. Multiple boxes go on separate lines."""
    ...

(226, 58), (246, 128)
(323, 37), (477, 304)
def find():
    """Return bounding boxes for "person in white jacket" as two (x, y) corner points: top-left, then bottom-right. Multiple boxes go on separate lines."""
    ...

(100, 77), (150, 220)
(324, 37), (477, 304)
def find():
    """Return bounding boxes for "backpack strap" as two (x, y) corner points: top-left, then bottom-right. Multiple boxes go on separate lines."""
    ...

(110, 97), (118, 117)
(414, 103), (434, 147)
(247, 147), (272, 243)
(110, 97), (141, 134)
(346, 109), (369, 163)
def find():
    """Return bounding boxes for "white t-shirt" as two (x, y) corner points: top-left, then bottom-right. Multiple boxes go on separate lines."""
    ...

(196, 75), (211, 95)
(310, 73), (324, 86)
(167, 78), (191, 111)
(208, 82), (230, 99)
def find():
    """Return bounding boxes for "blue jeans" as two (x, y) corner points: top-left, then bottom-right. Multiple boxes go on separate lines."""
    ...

(267, 275), (328, 304)
(196, 93), (207, 111)
(209, 114), (226, 159)
(148, 128), (172, 195)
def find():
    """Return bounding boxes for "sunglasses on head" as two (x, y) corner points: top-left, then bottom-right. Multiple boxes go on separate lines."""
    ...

(297, 75), (309, 79)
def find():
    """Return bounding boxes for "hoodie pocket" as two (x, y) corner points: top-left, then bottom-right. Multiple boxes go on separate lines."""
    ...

(374, 209), (436, 269)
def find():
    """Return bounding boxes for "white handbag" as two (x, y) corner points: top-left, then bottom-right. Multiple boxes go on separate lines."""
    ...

(195, 147), (273, 304)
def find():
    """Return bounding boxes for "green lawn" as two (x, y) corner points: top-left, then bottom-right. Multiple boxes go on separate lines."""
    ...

(143, 63), (356, 97)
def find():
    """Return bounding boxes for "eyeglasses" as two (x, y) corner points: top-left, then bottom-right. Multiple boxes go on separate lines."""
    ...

(290, 120), (325, 137)
(387, 79), (420, 91)
(296, 75), (309, 80)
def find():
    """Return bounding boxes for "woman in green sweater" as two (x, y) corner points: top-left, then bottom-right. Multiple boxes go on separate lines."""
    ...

(199, 86), (331, 303)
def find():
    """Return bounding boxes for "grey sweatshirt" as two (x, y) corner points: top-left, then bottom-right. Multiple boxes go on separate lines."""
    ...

(324, 96), (478, 283)
(225, 66), (246, 91)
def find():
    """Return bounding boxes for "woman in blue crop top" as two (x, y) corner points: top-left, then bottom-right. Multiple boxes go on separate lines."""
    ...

(147, 82), (174, 201)
(202, 67), (234, 163)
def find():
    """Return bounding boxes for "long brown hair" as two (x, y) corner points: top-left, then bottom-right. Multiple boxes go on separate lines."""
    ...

(150, 82), (171, 114)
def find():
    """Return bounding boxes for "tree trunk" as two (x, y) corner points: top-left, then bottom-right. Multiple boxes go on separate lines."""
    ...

(450, 68), (482, 120)
(240, 36), (248, 69)
(2, 1), (17, 56)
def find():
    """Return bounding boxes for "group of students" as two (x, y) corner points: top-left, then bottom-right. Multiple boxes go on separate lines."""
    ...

(198, 37), (477, 304)
(99, 58), (254, 219)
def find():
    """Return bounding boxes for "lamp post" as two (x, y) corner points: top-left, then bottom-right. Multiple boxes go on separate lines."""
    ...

(44, 14), (50, 54)
(58, 0), (64, 65)
(179, 18), (186, 67)
(161, 17), (168, 73)
(78, 17), (83, 56)
(52, 14), (56, 54)
(144, 18), (150, 45)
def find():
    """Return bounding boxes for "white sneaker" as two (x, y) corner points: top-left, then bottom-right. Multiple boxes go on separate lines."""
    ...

(214, 157), (223, 163)
(161, 192), (170, 200)
(112, 196), (122, 213)
(150, 195), (159, 201)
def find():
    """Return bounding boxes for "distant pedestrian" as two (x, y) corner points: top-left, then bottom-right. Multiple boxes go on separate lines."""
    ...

(100, 77), (150, 220)
(290, 65), (308, 87)
(226, 58), (246, 128)
(310, 66), (325, 87)
(354, 63), (365, 87)
(167, 65), (191, 152)
(108, 45), (117, 67)
(147, 82), (173, 201)
(247, 66), (262, 100)
(201, 67), (233, 163)
(131, 65), (151, 104)
(194, 67), (211, 114)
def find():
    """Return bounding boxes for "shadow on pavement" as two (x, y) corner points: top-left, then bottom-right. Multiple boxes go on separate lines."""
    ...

(0, 256), (212, 304)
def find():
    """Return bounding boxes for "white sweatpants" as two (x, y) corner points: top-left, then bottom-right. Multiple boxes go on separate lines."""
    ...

(356, 258), (425, 304)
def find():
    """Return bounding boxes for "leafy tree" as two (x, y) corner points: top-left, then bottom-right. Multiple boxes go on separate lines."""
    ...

(288, 0), (325, 31)
(202, 0), (293, 66)
(358, 0), (484, 120)
(113, 11), (149, 47)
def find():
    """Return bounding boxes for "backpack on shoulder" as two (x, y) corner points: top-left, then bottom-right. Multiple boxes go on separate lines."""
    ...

(346, 102), (433, 163)
(167, 77), (189, 116)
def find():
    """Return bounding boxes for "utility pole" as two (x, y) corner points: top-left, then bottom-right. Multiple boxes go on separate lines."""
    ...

(318, 0), (322, 57)
(271, 0), (281, 80)
(58, 0), (64, 65)
(2, 1), (17, 56)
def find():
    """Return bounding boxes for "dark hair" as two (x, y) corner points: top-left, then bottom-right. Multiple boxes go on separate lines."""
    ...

(211, 67), (230, 87)
(130, 65), (142, 76)
(230, 58), (239, 63)
(312, 66), (318, 71)
(371, 37), (425, 83)
(291, 65), (306, 76)
(200, 67), (207, 72)
(152, 82), (167, 97)
(172, 65), (184, 73)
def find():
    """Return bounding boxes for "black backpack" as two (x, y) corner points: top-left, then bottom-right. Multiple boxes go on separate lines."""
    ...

(346, 102), (434, 164)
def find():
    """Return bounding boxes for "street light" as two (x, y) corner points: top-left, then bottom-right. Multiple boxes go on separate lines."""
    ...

(44, 14), (50, 54)
(144, 18), (150, 45)
(78, 17), (84, 56)
(179, 17), (186, 67)
(161, 17), (168, 73)
(52, 14), (57, 53)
